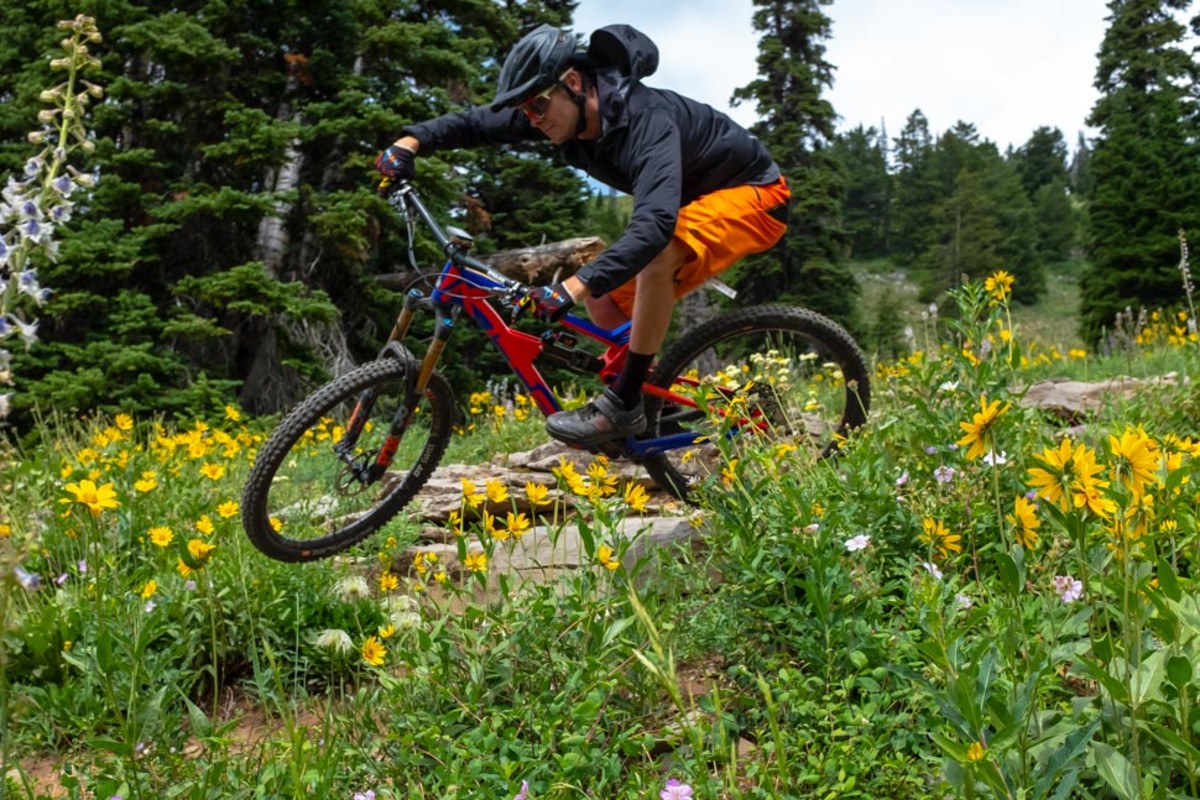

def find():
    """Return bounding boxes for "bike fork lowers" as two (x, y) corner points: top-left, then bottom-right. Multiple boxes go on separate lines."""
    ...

(337, 290), (453, 484)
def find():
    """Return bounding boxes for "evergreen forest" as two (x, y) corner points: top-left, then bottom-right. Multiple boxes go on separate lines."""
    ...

(1, 0), (1198, 424)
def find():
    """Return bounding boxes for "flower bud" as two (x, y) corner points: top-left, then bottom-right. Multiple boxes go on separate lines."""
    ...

(49, 57), (70, 71)
(78, 139), (95, 154)
(37, 109), (57, 123)
(84, 81), (104, 98)
(27, 131), (46, 144)
(39, 88), (62, 103)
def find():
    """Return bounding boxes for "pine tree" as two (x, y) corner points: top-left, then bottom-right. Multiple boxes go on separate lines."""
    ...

(833, 125), (890, 259)
(912, 126), (1043, 303)
(890, 109), (940, 265)
(1012, 126), (1069, 197)
(728, 0), (859, 332)
(1068, 131), (1093, 196)
(0, 1), (589, 421)
(1012, 127), (1076, 263)
(1081, 0), (1200, 345)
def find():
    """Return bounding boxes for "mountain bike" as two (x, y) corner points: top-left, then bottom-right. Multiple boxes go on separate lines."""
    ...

(241, 179), (871, 562)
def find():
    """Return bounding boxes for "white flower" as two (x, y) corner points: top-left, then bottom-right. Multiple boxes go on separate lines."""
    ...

(313, 629), (354, 653)
(955, 593), (973, 609)
(390, 610), (422, 631)
(937, 381), (959, 393)
(335, 575), (370, 602)
(895, 470), (909, 487)
(921, 561), (943, 580)
(982, 450), (1008, 466)
(844, 534), (871, 552)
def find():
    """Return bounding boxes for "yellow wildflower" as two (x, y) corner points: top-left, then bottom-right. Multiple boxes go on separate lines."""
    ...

(464, 551), (488, 573)
(597, 544), (620, 571)
(148, 526), (174, 548)
(623, 482), (650, 513)
(115, 413), (134, 431)
(485, 478), (509, 504)
(64, 479), (120, 515)
(362, 636), (387, 667)
(187, 539), (217, 562)
(378, 624), (396, 639)
(966, 741), (985, 763)
(525, 482), (552, 506)
(217, 501), (239, 519)
(1006, 496), (1040, 550)
(134, 473), (158, 493)
(199, 463), (225, 481)
(141, 579), (158, 600)
(1108, 427), (1159, 499)
(224, 404), (241, 422)
(195, 514), (215, 536)
(919, 518), (962, 560)
(503, 511), (531, 539)
(461, 478), (485, 509)
(379, 572), (399, 593)
(984, 270), (1014, 302)
(956, 395), (1011, 461)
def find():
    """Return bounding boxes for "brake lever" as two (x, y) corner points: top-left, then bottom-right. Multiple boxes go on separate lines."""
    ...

(510, 289), (532, 323)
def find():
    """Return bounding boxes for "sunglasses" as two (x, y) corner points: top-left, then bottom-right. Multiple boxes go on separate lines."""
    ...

(519, 84), (557, 120)
(518, 71), (573, 121)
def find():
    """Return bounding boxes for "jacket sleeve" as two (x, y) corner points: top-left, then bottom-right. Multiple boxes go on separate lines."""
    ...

(574, 113), (682, 297)
(400, 106), (538, 152)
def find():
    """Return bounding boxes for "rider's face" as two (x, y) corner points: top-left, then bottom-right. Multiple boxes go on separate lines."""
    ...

(525, 71), (582, 145)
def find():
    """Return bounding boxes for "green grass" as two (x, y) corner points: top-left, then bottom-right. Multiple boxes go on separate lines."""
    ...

(3, 275), (1200, 798)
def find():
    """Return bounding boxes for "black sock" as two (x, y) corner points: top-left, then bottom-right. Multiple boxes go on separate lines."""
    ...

(613, 351), (655, 410)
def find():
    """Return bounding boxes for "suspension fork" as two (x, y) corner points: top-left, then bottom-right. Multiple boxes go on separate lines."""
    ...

(340, 289), (425, 447)
(363, 301), (457, 482)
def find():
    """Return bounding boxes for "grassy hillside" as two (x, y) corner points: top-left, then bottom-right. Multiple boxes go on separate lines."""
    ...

(3, 272), (1200, 798)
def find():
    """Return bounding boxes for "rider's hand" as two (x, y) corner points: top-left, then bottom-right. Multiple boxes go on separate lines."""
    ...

(375, 144), (416, 180)
(525, 282), (575, 322)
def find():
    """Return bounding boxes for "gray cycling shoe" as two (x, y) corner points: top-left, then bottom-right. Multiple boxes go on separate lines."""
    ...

(546, 388), (647, 448)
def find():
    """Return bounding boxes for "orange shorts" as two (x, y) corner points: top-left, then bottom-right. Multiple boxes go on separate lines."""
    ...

(607, 176), (789, 318)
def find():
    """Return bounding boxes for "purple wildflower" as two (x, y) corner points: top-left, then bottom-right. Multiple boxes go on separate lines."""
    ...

(895, 470), (909, 487)
(661, 779), (694, 800)
(351, 792), (375, 800)
(514, 780), (530, 800)
(934, 465), (955, 484)
(1053, 575), (1083, 604)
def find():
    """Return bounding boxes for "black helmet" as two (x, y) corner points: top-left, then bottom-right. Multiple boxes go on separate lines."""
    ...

(491, 25), (579, 111)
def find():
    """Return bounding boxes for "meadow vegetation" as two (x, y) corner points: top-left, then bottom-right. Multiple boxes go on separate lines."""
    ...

(3, 267), (1199, 799)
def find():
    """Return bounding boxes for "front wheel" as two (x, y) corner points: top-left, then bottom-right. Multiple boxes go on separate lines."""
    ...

(241, 358), (454, 562)
(640, 305), (870, 501)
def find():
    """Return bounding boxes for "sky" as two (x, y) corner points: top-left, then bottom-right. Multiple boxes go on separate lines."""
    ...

(572, 0), (1112, 153)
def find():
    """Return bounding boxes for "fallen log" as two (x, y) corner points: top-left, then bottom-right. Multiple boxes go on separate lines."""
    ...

(376, 236), (606, 291)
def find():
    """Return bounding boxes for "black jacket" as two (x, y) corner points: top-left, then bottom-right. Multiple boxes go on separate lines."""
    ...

(401, 25), (779, 297)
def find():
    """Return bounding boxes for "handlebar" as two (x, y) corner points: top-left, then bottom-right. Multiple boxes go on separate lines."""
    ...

(380, 178), (528, 300)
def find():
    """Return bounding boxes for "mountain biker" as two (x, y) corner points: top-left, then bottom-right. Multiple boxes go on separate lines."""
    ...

(376, 24), (790, 449)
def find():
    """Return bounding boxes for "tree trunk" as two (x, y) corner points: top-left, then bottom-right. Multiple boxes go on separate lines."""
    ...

(375, 236), (606, 290)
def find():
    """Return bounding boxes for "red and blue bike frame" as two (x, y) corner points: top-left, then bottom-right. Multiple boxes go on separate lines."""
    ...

(427, 260), (707, 458)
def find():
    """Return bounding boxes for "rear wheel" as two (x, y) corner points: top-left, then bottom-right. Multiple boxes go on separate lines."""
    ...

(241, 358), (454, 562)
(641, 305), (870, 501)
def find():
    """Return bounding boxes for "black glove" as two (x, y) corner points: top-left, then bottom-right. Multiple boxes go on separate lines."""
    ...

(525, 283), (575, 322)
(375, 144), (416, 180)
